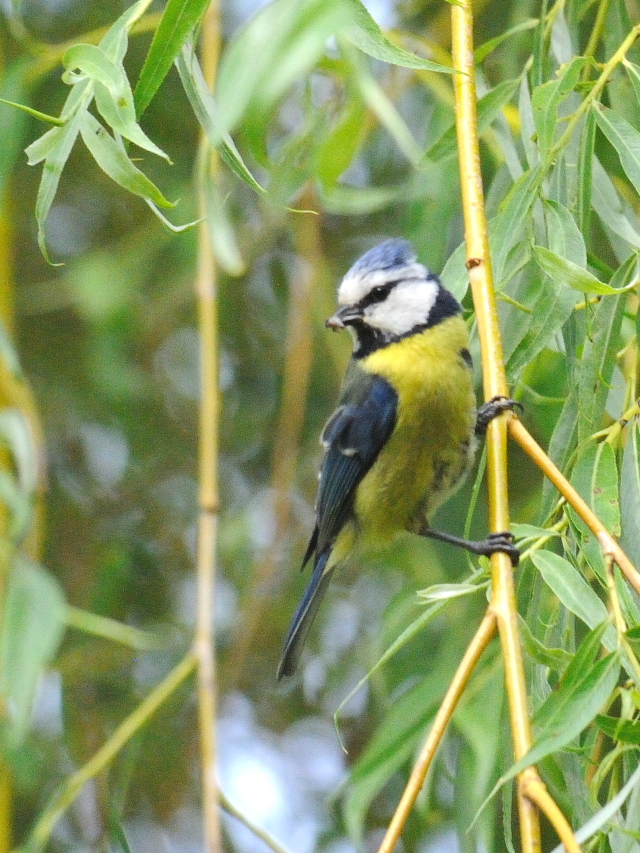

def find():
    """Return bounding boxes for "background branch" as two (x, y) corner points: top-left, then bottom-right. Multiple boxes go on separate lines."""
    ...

(195, 4), (222, 852)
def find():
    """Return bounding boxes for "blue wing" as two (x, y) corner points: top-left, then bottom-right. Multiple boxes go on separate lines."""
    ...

(278, 371), (397, 679)
(314, 373), (398, 556)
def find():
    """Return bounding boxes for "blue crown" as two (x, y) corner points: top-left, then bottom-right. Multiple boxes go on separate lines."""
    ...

(349, 238), (417, 274)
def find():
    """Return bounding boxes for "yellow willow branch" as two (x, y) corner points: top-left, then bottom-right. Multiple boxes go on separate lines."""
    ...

(195, 5), (222, 853)
(377, 612), (497, 853)
(521, 775), (583, 853)
(450, 2), (544, 851)
(507, 418), (640, 597)
(0, 177), (47, 853)
(18, 652), (197, 853)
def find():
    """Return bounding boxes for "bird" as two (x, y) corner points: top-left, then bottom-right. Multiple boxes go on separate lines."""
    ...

(277, 238), (518, 680)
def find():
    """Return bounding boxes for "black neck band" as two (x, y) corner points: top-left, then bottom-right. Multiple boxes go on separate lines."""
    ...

(352, 286), (462, 359)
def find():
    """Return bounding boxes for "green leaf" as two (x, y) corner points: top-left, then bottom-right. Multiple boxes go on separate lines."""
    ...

(452, 666), (505, 848)
(532, 247), (617, 295)
(0, 409), (38, 497)
(502, 644), (620, 784)
(335, 591), (464, 729)
(475, 627), (620, 820)
(93, 80), (170, 160)
(0, 471), (33, 545)
(621, 421), (640, 570)
(557, 763), (640, 851)
(530, 550), (615, 649)
(63, 40), (170, 160)
(344, 673), (446, 841)
(592, 156), (640, 250)
(203, 177), (245, 277)
(577, 256), (634, 441)
(616, 570), (640, 631)
(134, 0), (211, 117)
(507, 273), (575, 379)
(533, 622), (611, 727)
(493, 165), (543, 282)
(175, 44), (266, 194)
(320, 180), (418, 215)
(518, 615), (573, 671)
(26, 104), (86, 263)
(0, 554), (66, 745)
(542, 374), (579, 518)
(596, 715), (640, 744)
(0, 58), (36, 200)
(79, 112), (174, 208)
(99, 0), (152, 62)
(417, 582), (486, 602)
(570, 442), (621, 538)
(593, 103), (640, 198)
(531, 658), (620, 752)
(344, 0), (454, 72)
(424, 77), (521, 164)
(474, 18), (538, 63)
(350, 51), (422, 165)
(511, 522), (557, 540)
(576, 109), (595, 235)
(625, 61), (640, 106)
(507, 200), (584, 376)
(544, 198), (587, 265)
(316, 97), (368, 185)
(519, 73), (537, 167)
(62, 43), (127, 91)
(215, 0), (355, 135)
(531, 57), (587, 158)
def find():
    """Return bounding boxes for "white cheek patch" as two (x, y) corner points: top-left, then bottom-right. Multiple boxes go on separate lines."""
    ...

(365, 279), (440, 336)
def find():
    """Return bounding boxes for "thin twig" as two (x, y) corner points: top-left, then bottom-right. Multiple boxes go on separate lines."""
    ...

(20, 652), (197, 853)
(219, 790), (293, 853)
(582, 0), (611, 68)
(377, 612), (497, 853)
(550, 24), (640, 161)
(65, 605), (160, 649)
(195, 5), (222, 853)
(450, 2), (544, 851)
(508, 418), (640, 597)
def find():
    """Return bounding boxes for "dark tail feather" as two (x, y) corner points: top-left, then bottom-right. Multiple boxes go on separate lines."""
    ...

(277, 551), (333, 680)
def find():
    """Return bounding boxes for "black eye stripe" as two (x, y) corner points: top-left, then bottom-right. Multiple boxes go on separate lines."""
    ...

(360, 281), (397, 308)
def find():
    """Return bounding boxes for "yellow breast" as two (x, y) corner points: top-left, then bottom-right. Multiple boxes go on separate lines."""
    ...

(354, 315), (476, 543)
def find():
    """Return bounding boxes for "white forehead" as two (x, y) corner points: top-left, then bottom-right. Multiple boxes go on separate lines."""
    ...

(337, 261), (430, 306)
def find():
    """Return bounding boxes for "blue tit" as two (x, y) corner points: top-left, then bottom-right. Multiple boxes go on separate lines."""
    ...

(277, 239), (518, 680)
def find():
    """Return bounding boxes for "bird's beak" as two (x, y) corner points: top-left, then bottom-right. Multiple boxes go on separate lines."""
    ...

(325, 306), (361, 330)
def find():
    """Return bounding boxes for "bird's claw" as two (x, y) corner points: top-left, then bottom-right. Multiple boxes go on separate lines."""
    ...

(483, 531), (520, 566)
(476, 396), (523, 435)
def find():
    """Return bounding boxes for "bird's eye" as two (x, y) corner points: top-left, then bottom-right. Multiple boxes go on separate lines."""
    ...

(370, 285), (390, 302)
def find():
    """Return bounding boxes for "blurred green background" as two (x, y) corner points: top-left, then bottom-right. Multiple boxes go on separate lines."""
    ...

(1, 0), (639, 851)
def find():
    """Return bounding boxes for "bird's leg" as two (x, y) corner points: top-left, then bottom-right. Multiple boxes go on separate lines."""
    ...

(475, 395), (523, 436)
(419, 526), (520, 566)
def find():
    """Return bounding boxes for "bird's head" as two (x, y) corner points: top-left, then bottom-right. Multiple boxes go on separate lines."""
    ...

(326, 239), (460, 357)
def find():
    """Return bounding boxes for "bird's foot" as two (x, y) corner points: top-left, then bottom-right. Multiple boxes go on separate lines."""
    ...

(476, 396), (523, 436)
(420, 527), (520, 566)
(477, 531), (520, 566)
